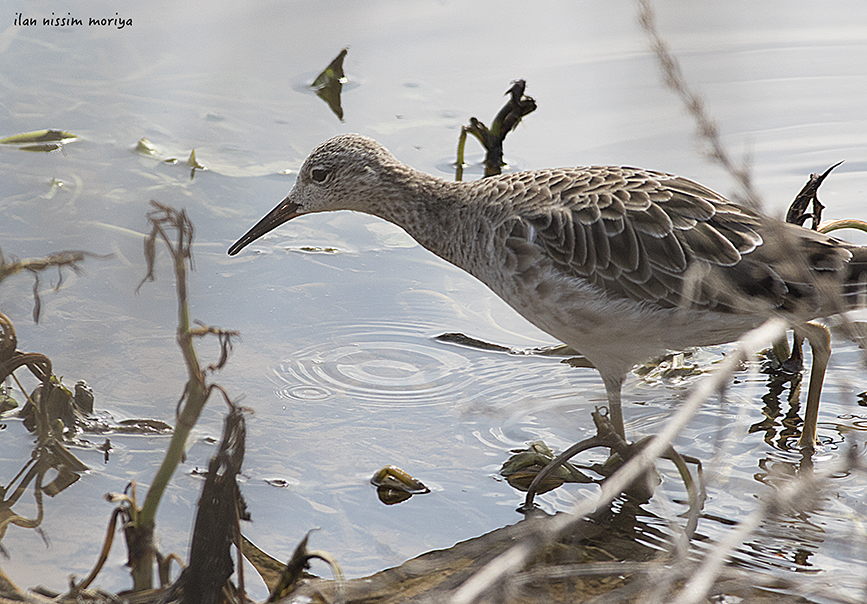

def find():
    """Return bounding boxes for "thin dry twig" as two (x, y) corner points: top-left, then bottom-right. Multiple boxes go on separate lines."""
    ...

(190, 321), (240, 372)
(135, 201), (194, 295)
(636, 0), (760, 208)
(0, 249), (108, 322)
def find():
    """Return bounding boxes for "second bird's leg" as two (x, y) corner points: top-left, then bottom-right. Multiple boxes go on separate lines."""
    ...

(797, 321), (831, 449)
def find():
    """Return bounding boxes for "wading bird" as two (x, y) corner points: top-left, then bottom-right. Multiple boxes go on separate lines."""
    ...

(229, 134), (866, 448)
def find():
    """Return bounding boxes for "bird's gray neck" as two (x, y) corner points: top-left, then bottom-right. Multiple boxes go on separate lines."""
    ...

(365, 163), (486, 270)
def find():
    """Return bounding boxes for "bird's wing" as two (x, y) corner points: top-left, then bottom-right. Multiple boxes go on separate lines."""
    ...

(491, 166), (850, 314)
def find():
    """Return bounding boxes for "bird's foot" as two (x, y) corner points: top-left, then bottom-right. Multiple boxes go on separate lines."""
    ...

(514, 408), (705, 518)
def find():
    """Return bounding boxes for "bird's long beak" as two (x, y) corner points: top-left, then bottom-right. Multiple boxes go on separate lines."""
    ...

(227, 197), (301, 256)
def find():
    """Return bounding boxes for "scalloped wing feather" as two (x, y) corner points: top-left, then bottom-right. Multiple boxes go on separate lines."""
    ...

(481, 166), (852, 315)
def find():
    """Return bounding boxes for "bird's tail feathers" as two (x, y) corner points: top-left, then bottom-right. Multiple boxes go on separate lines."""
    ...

(842, 245), (867, 309)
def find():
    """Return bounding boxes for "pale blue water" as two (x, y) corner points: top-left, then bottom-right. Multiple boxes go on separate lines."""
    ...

(1, 0), (866, 600)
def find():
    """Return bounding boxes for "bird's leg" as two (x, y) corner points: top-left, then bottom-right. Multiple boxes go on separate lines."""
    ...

(602, 374), (626, 440)
(782, 329), (805, 373)
(797, 321), (831, 450)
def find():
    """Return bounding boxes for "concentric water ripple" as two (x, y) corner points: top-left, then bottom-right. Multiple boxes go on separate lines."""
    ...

(272, 320), (479, 408)
(277, 385), (330, 401)
(270, 319), (587, 411)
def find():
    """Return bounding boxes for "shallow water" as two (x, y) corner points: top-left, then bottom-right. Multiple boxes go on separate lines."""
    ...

(2, 0), (867, 600)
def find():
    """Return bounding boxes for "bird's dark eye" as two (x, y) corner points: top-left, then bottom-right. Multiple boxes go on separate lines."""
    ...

(310, 167), (329, 183)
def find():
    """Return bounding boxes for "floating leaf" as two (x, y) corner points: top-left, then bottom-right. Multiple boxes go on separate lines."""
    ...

(370, 464), (430, 494)
(310, 48), (348, 120)
(135, 137), (160, 157)
(135, 138), (206, 178)
(311, 47), (347, 88)
(1, 129), (79, 152)
(370, 464), (430, 504)
(0, 129), (79, 145)
(186, 149), (204, 169)
(187, 149), (206, 179)
(500, 440), (593, 493)
(19, 143), (64, 152)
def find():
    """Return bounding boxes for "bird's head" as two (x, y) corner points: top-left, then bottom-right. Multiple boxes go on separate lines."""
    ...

(228, 133), (396, 256)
